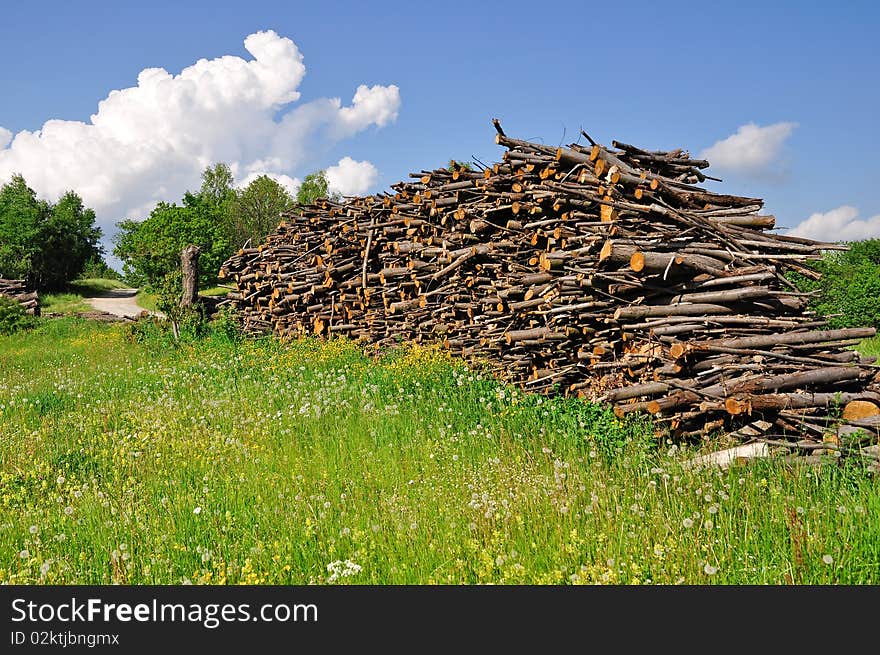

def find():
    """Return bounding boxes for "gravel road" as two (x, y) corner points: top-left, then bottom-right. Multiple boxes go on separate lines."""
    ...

(87, 288), (154, 319)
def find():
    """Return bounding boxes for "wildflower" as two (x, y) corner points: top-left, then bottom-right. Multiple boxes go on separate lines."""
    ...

(56, 476), (66, 486)
(796, 506), (805, 515)
(326, 559), (362, 583)
(64, 506), (74, 516)
(708, 505), (719, 515)
(703, 564), (718, 576)
(193, 507), (202, 515)
(19, 549), (29, 559)
(837, 505), (847, 514)
(822, 554), (833, 565)
(29, 525), (38, 534)
(682, 518), (694, 529)
(40, 561), (51, 576)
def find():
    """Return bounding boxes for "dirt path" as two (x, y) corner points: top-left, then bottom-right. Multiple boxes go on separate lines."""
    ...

(87, 288), (156, 319)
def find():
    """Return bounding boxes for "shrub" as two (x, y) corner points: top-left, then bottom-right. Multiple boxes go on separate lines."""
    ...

(791, 239), (880, 329)
(0, 296), (36, 335)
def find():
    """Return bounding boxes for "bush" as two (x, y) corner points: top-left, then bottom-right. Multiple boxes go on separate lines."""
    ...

(792, 240), (880, 329)
(0, 296), (36, 335)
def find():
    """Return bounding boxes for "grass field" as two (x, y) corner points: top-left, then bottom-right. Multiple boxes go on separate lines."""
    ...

(0, 318), (878, 584)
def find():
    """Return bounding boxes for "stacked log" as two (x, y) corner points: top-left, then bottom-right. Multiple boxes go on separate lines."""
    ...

(220, 121), (880, 448)
(0, 279), (39, 316)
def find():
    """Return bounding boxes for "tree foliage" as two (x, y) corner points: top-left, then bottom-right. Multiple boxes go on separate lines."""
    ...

(113, 164), (338, 291)
(200, 163), (236, 207)
(296, 170), (339, 206)
(0, 175), (103, 290)
(225, 175), (294, 249)
(792, 239), (880, 329)
(113, 193), (229, 289)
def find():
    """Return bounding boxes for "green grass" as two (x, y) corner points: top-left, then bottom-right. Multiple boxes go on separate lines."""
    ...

(39, 293), (92, 315)
(133, 285), (227, 313)
(0, 319), (878, 584)
(69, 278), (129, 295)
(134, 291), (158, 312)
(857, 336), (880, 359)
(200, 285), (232, 297)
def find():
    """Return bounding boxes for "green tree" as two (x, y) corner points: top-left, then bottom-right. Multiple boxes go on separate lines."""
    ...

(0, 175), (49, 282)
(296, 170), (340, 206)
(0, 176), (103, 290)
(200, 163), (235, 207)
(225, 175), (294, 249)
(33, 191), (103, 289)
(113, 193), (229, 290)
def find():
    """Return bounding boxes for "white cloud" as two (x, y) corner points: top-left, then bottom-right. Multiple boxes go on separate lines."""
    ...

(788, 205), (880, 242)
(326, 157), (379, 196)
(700, 122), (797, 173)
(0, 30), (399, 237)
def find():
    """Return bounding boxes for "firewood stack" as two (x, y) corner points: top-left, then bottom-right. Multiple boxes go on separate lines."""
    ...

(0, 279), (39, 316)
(220, 121), (880, 447)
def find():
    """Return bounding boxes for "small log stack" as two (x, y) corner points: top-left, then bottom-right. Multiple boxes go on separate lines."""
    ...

(220, 121), (880, 450)
(0, 278), (39, 316)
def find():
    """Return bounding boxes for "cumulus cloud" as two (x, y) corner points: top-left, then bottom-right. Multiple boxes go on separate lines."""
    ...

(788, 205), (880, 242)
(0, 30), (399, 237)
(326, 157), (379, 196)
(700, 122), (797, 174)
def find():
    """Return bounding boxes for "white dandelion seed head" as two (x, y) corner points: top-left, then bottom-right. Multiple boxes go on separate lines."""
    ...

(193, 507), (202, 515)
(682, 518), (694, 529)
(703, 564), (718, 576)
(822, 554), (833, 565)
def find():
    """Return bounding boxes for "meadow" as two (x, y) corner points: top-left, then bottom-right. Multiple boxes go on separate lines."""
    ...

(0, 317), (878, 584)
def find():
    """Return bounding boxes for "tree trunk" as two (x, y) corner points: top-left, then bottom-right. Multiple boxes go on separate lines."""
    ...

(181, 245), (201, 307)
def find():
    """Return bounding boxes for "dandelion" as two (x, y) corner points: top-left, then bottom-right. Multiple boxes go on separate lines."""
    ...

(29, 525), (38, 534)
(56, 476), (66, 486)
(796, 506), (805, 515)
(822, 554), (833, 565)
(40, 561), (51, 576)
(703, 563), (718, 576)
(193, 507), (202, 515)
(64, 506), (74, 516)
(19, 549), (30, 559)
(682, 518), (694, 529)
(837, 505), (847, 514)
(708, 504), (719, 515)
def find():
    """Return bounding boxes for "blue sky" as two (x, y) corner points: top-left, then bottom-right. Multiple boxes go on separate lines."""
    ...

(1, 0), (878, 249)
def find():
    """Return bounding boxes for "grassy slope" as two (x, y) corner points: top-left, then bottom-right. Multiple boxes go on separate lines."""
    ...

(0, 320), (878, 584)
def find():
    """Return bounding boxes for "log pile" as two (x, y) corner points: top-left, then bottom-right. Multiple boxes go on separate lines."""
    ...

(0, 279), (39, 316)
(220, 121), (880, 448)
